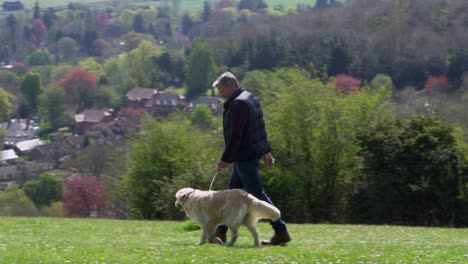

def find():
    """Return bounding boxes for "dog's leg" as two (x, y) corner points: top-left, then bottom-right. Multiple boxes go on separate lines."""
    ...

(198, 229), (207, 245)
(226, 227), (238, 246)
(246, 220), (260, 246)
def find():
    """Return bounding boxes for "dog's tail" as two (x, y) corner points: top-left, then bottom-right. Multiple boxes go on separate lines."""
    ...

(249, 195), (281, 221)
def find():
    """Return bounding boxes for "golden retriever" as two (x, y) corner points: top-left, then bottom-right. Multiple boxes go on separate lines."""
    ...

(175, 187), (280, 246)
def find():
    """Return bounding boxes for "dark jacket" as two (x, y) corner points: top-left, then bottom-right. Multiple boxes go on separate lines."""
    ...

(221, 88), (271, 162)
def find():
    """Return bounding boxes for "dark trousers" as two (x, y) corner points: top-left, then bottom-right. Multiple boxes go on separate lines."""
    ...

(217, 159), (287, 234)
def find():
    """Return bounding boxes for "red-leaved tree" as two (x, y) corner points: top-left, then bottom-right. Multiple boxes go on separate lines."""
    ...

(62, 176), (114, 218)
(425, 75), (450, 92)
(97, 11), (109, 32)
(32, 19), (47, 45)
(57, 67), (98, 111)
(334, 74), (361, 93)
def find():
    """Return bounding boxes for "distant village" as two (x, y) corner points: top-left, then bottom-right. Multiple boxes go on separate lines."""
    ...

(0, 87), (223, 191)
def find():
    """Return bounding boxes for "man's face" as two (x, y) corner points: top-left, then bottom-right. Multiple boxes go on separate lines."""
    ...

(216, 83), (232, 100)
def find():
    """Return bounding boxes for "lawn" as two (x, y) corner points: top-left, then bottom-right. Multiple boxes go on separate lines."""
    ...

(0, 217), (466, 263)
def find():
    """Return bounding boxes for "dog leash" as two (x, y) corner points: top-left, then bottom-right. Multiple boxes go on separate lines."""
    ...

(209, 171), (218, 191)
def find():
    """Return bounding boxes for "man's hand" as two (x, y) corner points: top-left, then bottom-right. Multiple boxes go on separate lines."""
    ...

(262, 153), (275, 166)
(217, 160), (229, 172)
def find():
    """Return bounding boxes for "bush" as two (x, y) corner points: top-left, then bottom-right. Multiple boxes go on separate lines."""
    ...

(352, 115), (468, 226)
(0, 185), (39, 217)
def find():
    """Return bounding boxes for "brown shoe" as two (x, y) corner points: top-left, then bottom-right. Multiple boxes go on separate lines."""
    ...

(212, 230), (227, 244)
(261, 231), (291, 246)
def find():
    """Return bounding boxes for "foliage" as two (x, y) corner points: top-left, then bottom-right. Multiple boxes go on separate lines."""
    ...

(56, 67), (98, 111)
(352, 115), (468, 226)
(185, 40), (217, 99)
(56, 37), (78, 62)
(28, 51), (53, 66)
(238, 0), (268, 11)
(62, 176), (113, 218)
(19, 72), (42, 113)
(0, 88), (14, 122)
(333, 74), (361, 93)
(190, 104), (215, 129)
(124, 115), (220, 219)
(259, 68), (393, 222)
(0, 218), (467, 263)
(23, 173), (64, 209)
(31, 19), (47, 45)
(0, 185), (39, 217)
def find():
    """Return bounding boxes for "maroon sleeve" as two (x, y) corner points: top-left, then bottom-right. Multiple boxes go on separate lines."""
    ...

(221, 100), (249, 163)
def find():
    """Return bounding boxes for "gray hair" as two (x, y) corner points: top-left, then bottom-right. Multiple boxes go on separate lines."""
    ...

(212, 71), (239, 88)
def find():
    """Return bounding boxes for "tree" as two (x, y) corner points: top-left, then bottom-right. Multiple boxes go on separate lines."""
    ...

(62, 176), (113, 218)
(0, 88), (14, 122)
(92, 38), (112, 56)
(23, 173), (63, 209)
(190, 104), (215, 129)
(82, 31), (98, 55)
(202, 1), (211, 22)
(7, 14), (17, 54)
(258, 68), (392, 222)
(32, 19), (47, 45)
(125, 116), (220, 219)
(132, 13), (145, 33)
(97, 11), (109, 32)
(0, 185), (38, 216)
(38, 86), (67, 130)
(334, 74), (362, 93)
(238, 0), (267, 11)
(19, 72), (42, 114)
(57, 67), (98, 111)
(185, 40), (217, 99)
(57, 37), (78, 62)
(181, 13), (194, 35)
(353, 116), (468, 226)
(42, 8), (57, 29)
(28, 51), (52, 66)
(125, 40), (162, 87)
(33, 1), (41, 20)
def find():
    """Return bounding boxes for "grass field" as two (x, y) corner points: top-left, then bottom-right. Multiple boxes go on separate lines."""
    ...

(0, 217), (466, 263)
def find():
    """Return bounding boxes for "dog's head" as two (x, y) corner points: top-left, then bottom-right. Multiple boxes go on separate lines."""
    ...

(175, 187), (195, 210)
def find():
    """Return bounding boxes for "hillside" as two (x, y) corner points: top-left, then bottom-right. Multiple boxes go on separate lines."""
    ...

(1, 0), (319, 10)
(0, 217), (466, 263)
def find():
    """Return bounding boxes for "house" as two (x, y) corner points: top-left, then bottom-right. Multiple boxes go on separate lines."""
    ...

(28, 142), (72, 165)
(118, 105), (148, 118)
(86, 124), (118, 145)
(74, 109), (114, 135)
(63, 135), (86, 150)
(125, 87), (158, 107)
(146, 93), (185, 117)
(186, 96), (224, 114)
(0, 162), (49, 191)
(14, 138), (44, 155)
(0, 149), (19, 165)
(1, 118), (40, 147)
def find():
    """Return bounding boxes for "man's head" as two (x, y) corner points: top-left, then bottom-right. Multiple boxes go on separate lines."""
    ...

(212, 71), (239, 100)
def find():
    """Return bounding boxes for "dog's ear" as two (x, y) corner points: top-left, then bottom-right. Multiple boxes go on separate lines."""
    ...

(180, 192), (191, 202)
(176, 188), (194, 202)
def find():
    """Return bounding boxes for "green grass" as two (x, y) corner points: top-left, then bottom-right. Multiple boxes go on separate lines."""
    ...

(0, 217), (467, 263)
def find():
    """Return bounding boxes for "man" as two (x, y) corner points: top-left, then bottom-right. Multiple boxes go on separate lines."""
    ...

(213, 71), (291, 246)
